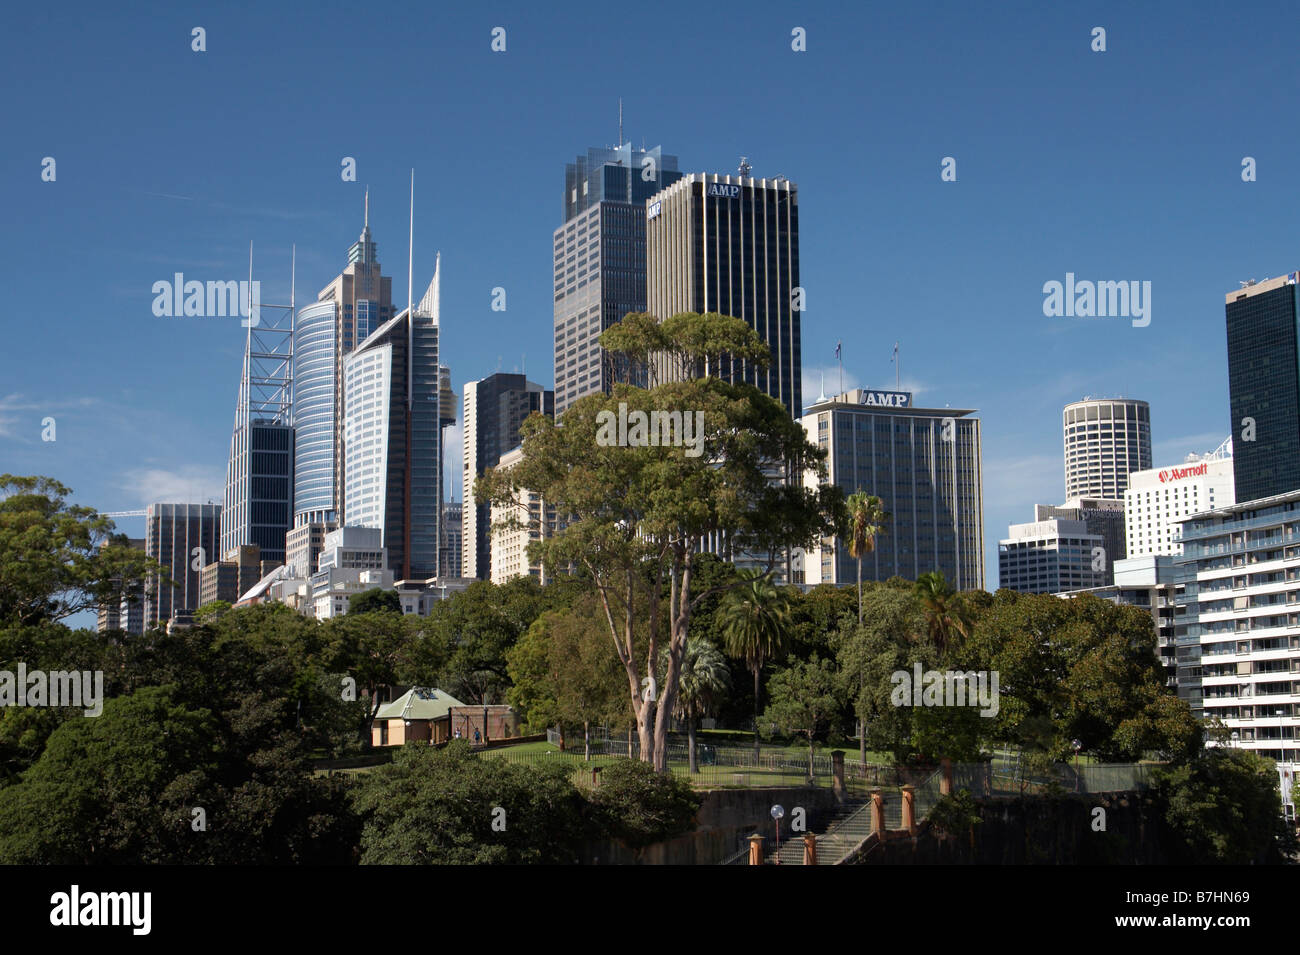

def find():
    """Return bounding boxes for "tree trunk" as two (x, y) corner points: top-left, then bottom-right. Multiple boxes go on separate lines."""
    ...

(859, 717), (865, 765)
(857, 555), (863, 625)
(752, 666), (761, 761)
(558, 724), (565, 752)
(807, 733), (815, 781)
(584, 721), (590, 762)
(688, 717), (698, 774)
(627, 724), (633, 758)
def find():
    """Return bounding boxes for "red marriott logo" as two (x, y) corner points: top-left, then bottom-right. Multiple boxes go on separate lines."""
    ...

(1158, 463), (1208, 483)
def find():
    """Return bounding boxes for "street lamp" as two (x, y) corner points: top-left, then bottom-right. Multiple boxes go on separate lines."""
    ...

(770, 804), (785, 864)
(1071, 739), (1082, 792)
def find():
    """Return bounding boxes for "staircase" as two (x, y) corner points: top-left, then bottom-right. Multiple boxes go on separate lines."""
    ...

(765, 796), (873, 865)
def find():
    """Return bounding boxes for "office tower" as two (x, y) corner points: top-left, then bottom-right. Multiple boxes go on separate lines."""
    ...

(553, 142), (682, 414)
(489, 446), (560, 585)
(1034, 498), (1125, 584)
(199, 544), (277, 606)
(222, 256), (295, 564)
(440, 501), (463, 580)
(646, 172), (802, 416)
(294, 198), (396, 528)
(1056, 555), (1179, 688)
(999, 518), (1105, 594)
(342, 257), (442, 580)
(1176, 489), (1300, 764)
(310, 526), (393, 619)
(798, 388), (984, 590)
(285, 520), (337, 578)
(461, 373), (554, 580)
(96, 537), (145, 635)
(437, 364), (457, 574)
(1226, 273), (1300, 501)
(1125, 439), (1235, 557)
(144, 503), (222, 628)
(1062, 398), (1151, 500)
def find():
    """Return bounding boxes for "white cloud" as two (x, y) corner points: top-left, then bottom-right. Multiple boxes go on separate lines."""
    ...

(1154, 432), (1231, 464)
(117, 466), (226, 506)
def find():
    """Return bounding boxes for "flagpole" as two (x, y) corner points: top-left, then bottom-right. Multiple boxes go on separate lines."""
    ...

(837, 341), (843, 396)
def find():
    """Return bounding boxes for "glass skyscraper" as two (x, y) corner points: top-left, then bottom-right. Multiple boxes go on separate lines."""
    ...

(1226, 273), (1300, 502)
(553, 143), (681, 414)
(342, 257), (442, 580)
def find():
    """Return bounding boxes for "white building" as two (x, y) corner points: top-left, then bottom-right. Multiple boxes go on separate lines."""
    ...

(1125, 440), (1234, 558)
(489, 446), (558, 585)
(310, 526), (393, 619)
(999, 518), (1105, 594)
(1062, 397), (1152, 501)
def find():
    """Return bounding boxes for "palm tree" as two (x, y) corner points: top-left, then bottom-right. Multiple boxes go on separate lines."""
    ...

(913, 571), (973, 657)
(845, 492), (888, 625)
(662, 639), (731, 773)
(720, 570), (791, 759)
(845, 491), (887, 765)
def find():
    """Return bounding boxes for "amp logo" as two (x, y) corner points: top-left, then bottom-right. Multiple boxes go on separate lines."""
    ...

(706, 183), (741, 199)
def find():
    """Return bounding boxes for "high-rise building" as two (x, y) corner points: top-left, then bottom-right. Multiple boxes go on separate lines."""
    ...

(1062, 398), (1151, 500)
(1125, 440), (1235, 558)
(222, 256), (295, 564)
(96, 537), (145, 635)
(199, 544), (277, 607)
(646, 172), (802, 416)
(440, 501), (463, 581)
(553, 142), (682, 415)
(461, 373), (554, 580)
(310, 526), (393, 619)
(1225, 273), (1300, 502)
(342, 257), (442, 580)
(285, 519), (337, 578)
(489, 446), (560, 585)
(798, 388), (984, 590)
(1175, 488), (1300, 764)
(1034, 498), (1126, 583)
(144, 503), (222, 628)
(999, 518), (1105, 594)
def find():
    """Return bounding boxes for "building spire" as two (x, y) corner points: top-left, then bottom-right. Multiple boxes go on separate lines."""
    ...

(364, 186), (369, 230)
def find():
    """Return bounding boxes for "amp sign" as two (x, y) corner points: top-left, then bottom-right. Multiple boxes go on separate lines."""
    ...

(860, 390), (912, 408)
(646, 200), (662, 220)
(706, 183), (741, 199)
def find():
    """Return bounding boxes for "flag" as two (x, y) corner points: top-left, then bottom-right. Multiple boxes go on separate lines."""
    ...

(835, 341), (841, 360)
(892, 342), (898, 362)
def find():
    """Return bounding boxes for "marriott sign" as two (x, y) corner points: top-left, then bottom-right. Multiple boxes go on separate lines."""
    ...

(1158, 463), (1209, 483)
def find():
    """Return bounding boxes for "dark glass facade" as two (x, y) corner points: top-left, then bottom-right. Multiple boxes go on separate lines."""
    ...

(1227, 280), (1300, 502)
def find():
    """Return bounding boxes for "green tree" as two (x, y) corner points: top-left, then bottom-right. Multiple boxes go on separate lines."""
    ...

(762, 655), (841, 779)
(479, 312), (842, 771)
(1157, 748), (1288, 864)
(586, 758), (702, 850)
(913, 571), (974, 658)
(659, 638), (730, 773)
(719, 570), (792, 759)
(348, 588), (401, 616)
(0, 475), (159, 627)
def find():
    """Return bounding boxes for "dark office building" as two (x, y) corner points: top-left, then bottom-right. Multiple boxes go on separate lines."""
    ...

(222, 421), (294, 565)
(144, 503), (222, 628)
(1035, 498), (1126, 584)
(553, 143), (682, 414)
(462, 373), (554, 579)
(647, 173), (802, 416)
(1226, 273), (1300, 501)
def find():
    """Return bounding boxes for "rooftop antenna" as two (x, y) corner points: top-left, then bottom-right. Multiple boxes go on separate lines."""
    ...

(738, 156), (752, 177)
(618, 98), (623, 147)
(364, 186), (369, 229)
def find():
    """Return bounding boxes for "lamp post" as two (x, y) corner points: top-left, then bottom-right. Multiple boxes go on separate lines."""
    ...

(1071, 739), (1082, 792)
(770, 804), (785, 865)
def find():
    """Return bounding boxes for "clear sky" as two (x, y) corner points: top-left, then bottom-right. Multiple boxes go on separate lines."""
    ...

(2, 0), (1294, 598)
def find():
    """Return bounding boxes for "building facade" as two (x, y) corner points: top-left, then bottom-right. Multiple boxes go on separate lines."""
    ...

(646, 173), (801, 416)
(999, 518), (1105, 594)
(96, 537), (145, 635)
(1225, 273), (1300, 502)
(1125, 444), (1235, 557)
(553, 143), (682, 415)
(144, 503), (222, 628)
(342, 259), (442, 580)
(198, 544), (277, 607)
(798, 389), (984, 590)
(1035, 498), (1126, 584)
(220, 421), (294, 565)
(1175, 489), (1300, 764)
(1062, 398), (1152, 501)
(440, 501), (463, 581)
(310, 526), (393, 619)
(489, 446), (560, 585)
(461, 373), (554, 580)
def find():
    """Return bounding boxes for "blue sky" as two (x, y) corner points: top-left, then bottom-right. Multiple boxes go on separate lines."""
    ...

(1, 0), (1294, 598)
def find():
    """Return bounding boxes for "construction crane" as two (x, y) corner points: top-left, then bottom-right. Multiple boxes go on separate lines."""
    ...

(101, 510), (147, 518)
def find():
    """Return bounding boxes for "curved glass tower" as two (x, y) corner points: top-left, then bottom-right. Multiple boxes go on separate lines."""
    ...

(293, 300), (338, 523)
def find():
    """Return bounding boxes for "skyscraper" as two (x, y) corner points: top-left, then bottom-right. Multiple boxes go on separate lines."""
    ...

(221, 256), (294, 565)
(144, 503), (222, 628)
(461, 373), (554, 580)
(342, 257), (442, 580)
(998, 518), (1105, 595)
(1225, 273), (1300, 501)
(294, 196), (396, 527)
(553, 142), (681, 414)
(799, 388), (984, 589)
(1062, 398), (1152, 500)
(646, 172), (802, 416)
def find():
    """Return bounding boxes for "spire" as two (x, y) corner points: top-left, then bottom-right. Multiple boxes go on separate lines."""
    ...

(364, 186), (369, 230)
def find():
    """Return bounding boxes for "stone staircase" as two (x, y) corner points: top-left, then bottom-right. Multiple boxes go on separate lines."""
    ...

(765, 796), (875, 865)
